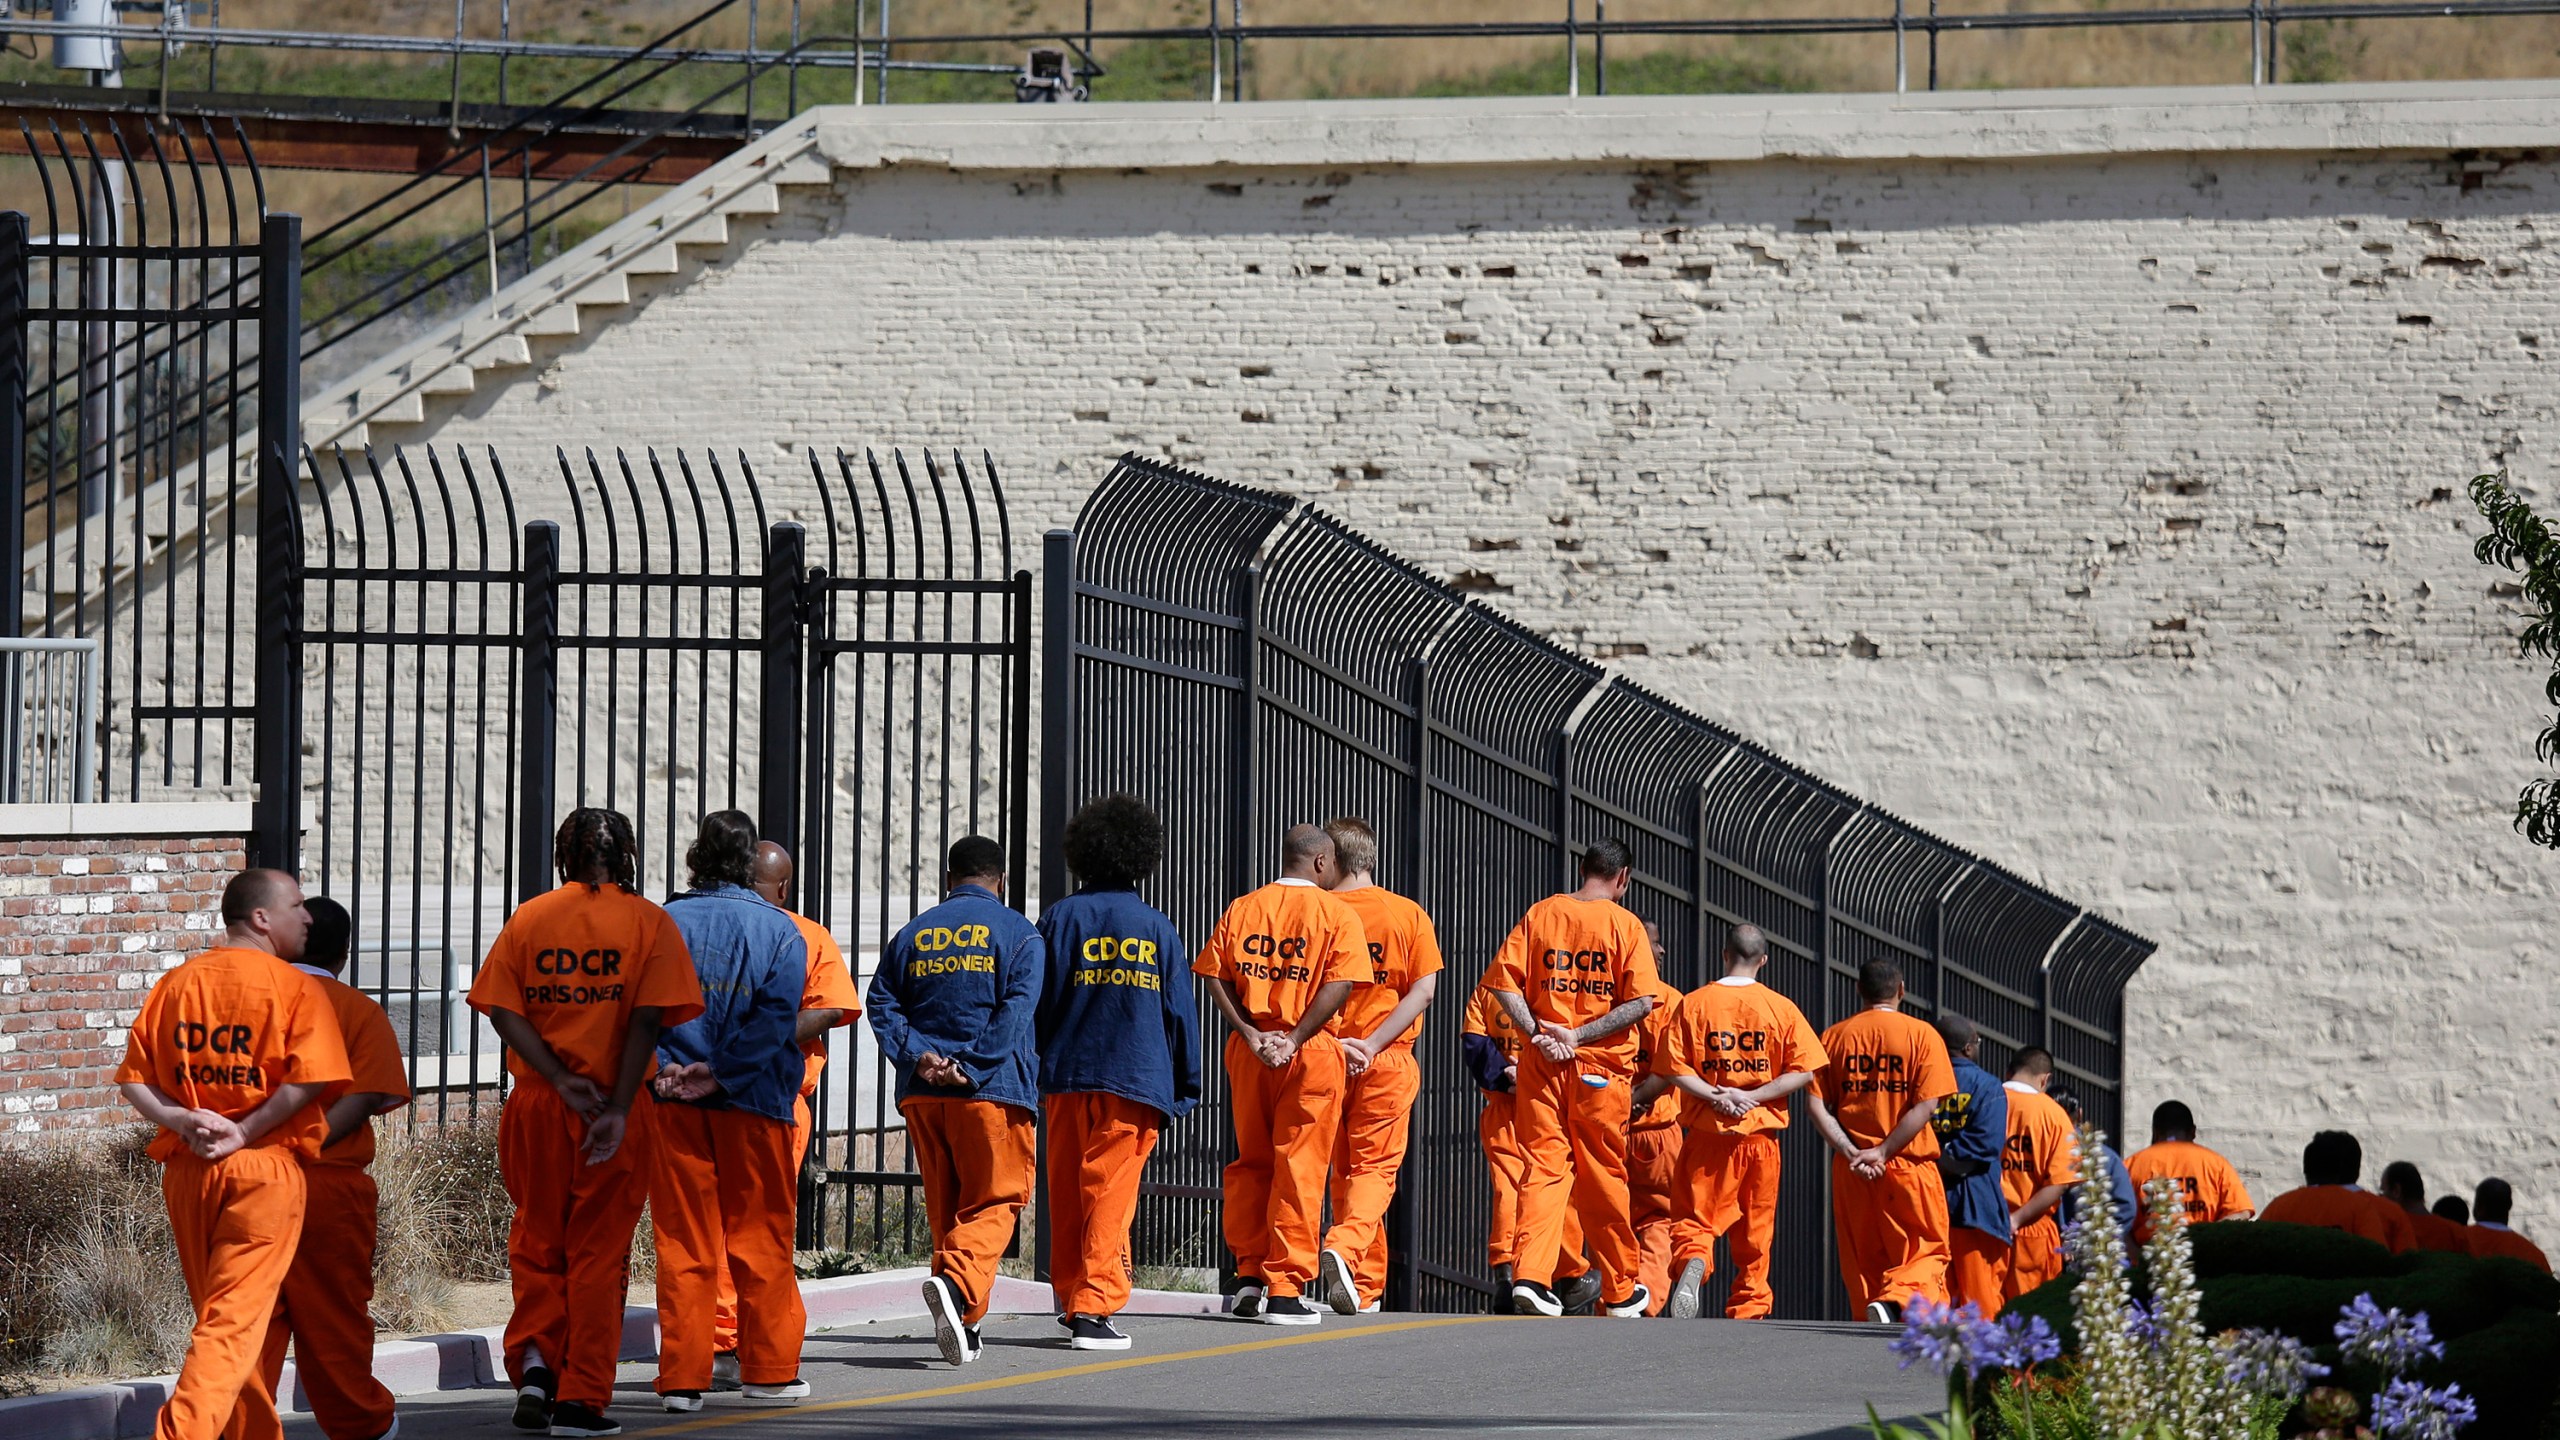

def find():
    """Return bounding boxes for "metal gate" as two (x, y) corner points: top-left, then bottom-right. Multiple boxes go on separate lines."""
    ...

(1, 117), (300, 832)
(294, 442), (1031, 1257)
(1045, 454), (2156, 1321)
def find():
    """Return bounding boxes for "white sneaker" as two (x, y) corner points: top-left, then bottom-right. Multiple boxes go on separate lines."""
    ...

(1605, 1284), (1652, 1318)
(923, 1275), (972, 1366)
(659, 1393), (703, 1414)
(742, 1378), (810, 1406)
(1319, 1248), (1360, 1316)
(1668, 1258), (1707, 1320)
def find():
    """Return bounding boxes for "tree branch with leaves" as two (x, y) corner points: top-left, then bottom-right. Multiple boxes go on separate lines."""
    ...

(2469, 471), (2560, 847)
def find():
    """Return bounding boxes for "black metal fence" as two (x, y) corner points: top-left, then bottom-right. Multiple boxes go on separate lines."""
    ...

(1, 117), (302, 841)
(292, 442), (1032, 1258)
(1044, 454), (2154, 1321)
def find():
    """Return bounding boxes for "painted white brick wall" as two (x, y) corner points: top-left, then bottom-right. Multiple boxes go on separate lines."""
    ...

(398, 119), (2558, 1235)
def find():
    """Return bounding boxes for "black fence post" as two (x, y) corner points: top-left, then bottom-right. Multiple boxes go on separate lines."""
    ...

(800, 565), (831, 922)
(250, 214), (303, 872)
(760, 523), (806, 861)
(1232, 561), (1261, 898)
(1382, 653), (1431, 1313)
(517, 521), (560, 904)
(1007, 567), (1034, 905)
(1038, 530), (1075, 913)
(0, 212), (25, 801)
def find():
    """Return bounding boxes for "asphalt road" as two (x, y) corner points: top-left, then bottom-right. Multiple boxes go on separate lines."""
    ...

(342, 1311), (1943, 1440)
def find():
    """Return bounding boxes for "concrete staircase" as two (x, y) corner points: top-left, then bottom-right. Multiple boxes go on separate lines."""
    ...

(301, 116), (833, 455)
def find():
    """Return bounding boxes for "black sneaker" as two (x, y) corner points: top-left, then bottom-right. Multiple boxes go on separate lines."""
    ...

(510, 1368), (557, 1433)
(962, 1325), (984, 1362)
(546, 1403), (620, 1438)
(1509, 1279), (1563, 1317)
(1260, 1294), (1322, 1326)
(1555, 1271), (1603, 1315)
(1230, 1281), (1267, 1320)
(1668, 1258), (1706, 1319)
(1866, 1299), (1903, 1324)
(923, 1274), (972, 1366)
(1604, 1284), (1652, 1318)
(1068, 1314), (1132, 1351)
(659, 1392), (703, 1414)
(711, 1351), (743, 1392)
(1319, 1248), (1360, 1316)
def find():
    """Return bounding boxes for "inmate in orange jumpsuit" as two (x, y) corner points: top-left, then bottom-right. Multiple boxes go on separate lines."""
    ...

(2259, 1185), (2417, 1253)
(2406, 1209), (2474, 1255)
(1320, 882), (1444, 1308)
(240, 968), (413, 1440)
(1194, 878), (1369, 1298)
(1654, 976), (1828, 1319)
(2470, 1223), (2551, 1271)
(118, 946), (353, 1440)
(467, 883), (703, 1413)
(1483, 893), (1662, 1305)
(1465, 987), (1585, 1276)
(1998, 1082), (2079, 1301)
(1625, 984), (1686, 1315)
(2124, 1139), (2255, 1244)
(712, 910), (858, 1358)
(1815, 1006), (1957, 1312)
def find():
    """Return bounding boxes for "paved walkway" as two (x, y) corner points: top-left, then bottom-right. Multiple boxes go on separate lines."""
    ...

(349, 1311), (1941, 1440)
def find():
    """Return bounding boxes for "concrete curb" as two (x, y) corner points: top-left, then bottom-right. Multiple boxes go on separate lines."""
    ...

(0, 1270), (1222, 1440)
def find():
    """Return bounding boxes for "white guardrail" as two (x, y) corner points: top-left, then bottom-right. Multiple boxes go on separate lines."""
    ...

(0, 637), (100, 804)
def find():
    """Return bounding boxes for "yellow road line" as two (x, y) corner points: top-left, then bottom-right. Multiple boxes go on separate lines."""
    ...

(650, 1315), (1510, 1434)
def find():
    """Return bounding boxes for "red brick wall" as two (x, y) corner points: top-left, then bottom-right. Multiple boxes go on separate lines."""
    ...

(0, 829), (247, 1132)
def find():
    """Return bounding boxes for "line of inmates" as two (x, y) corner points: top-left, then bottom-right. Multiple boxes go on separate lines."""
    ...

(118, 809), (2554, 1440)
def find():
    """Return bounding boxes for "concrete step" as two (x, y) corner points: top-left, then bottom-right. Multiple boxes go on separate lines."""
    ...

(724, 182), (782, 218)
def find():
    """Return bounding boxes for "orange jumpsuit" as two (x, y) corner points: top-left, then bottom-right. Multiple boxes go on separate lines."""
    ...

(1815, 1006), (1957, 1312)
(467, 883), (704, 1413)
(1483, 893), (1663, 1305)
(2407, 1210), (2474, 1255)
(1625, 987), (1685, 1315)
(1320, 883), (1445, 1308)
(116, 946), (353, 1440)
(1998, 1083), (2079, 1301)
(240, 970), (413, 1440)
(2259, 1185), (2417, 1253)
(2469, 1224), (2551, 1270)
(1653, 976), (1828, 1319)
(2124, 1139), (2255, 1244)
(1193, 878), (1370, 1298)
(713, 911), (858, 1357)
(1465, 988), (1585, 1276)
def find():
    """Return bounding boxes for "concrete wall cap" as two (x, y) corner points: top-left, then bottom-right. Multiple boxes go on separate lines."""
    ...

(813, 81), (2560, 170)
(0, 802), (256, 839)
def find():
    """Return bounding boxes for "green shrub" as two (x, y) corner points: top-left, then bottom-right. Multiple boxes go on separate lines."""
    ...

(2187, 1220), (2398, 1280)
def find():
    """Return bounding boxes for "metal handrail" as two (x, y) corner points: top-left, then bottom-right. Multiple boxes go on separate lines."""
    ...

(0, 636), (102, 804)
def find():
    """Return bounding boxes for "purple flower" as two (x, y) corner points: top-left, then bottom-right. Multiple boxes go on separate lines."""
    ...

(2122, 1299), (2163, 1351)
(1978, 1312), (2062, 1370)
(2335, 1294), (2444, 1376)
(1889, 1298), (2010, 1379)
(2370, 1377), (2477, 1440)
(2220, 1327), (2332, 1403)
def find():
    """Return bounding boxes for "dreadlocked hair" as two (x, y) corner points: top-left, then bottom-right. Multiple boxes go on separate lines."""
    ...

(555, 807), (640, 891)
(685, 810), (759, 890)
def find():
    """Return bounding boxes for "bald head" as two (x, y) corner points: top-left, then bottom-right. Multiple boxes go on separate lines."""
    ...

(1935, 1013), (1979, 1059)
(752, 841), (794, 906)
(1723, 923), (1770, 976)
(1280, 824), (1337, 883)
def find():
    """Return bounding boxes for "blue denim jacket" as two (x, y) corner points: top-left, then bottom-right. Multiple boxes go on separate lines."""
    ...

(1935, 1056), (2013, 1241)
(866, 883), (1044, 1114)
(657, 883), (809, 1125)
(1034, 887), (1201, 1121)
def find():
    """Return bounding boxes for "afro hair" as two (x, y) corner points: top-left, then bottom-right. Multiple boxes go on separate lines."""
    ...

(1062, 793), (1164, 890)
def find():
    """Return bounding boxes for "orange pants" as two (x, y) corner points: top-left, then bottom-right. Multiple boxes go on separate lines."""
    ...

(2007, 1217), (2064, 1300)
(240, 1166), (395, 1440)
(1221, 1032), (1346, 1296)
(499, 1083), (656, 1411)
(1670, 1128), (1784, 1319)
(1045, 1092), (1162, 1319)
(1323, 1046), (1420, 1305)
(1628, 1122), (1681, 1315)
(652, 1104), (805, 1392)
(1512, 1050), (1639, 1299)
(1949, 1226), (2010, 1317)
(161, 1148), (306, 1440)
(715, 1093), (815, 1354)
(1832, 1153), (1952, 1312)
(1480, 1092), (1585, 1272)
(904, 1096), (1035, 1326)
